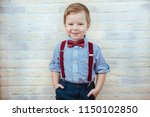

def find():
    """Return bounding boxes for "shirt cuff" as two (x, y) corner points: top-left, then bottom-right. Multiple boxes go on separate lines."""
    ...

(49, 60), (60, 72)
(95, 64), (110, 74)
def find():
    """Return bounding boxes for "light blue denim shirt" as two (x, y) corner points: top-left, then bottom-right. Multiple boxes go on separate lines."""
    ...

(49, 36), (110, 83)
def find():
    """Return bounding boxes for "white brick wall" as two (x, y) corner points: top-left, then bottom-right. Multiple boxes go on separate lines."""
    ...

(0, 0), (150, 99)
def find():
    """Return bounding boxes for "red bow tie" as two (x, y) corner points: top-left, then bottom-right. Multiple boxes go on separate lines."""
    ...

(67, 39), (85, 48)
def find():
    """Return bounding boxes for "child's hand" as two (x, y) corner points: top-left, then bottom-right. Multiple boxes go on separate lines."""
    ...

(87, 88), (100, 97)
(54, 83), (64, 90)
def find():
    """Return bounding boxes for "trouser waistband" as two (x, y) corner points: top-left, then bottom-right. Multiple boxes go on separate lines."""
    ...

(59, 79), (95, 87)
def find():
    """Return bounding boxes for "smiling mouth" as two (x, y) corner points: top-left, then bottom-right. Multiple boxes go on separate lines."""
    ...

(72, 33), (79, 35)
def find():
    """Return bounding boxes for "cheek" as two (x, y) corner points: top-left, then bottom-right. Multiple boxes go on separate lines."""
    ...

(65, 27), (71, 34)
(80, 26), (87, 30)
(67, 30), (71, 35)
(81, 28), (87, 34)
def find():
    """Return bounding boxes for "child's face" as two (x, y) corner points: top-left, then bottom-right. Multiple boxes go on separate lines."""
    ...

(65, 11), (89, 41)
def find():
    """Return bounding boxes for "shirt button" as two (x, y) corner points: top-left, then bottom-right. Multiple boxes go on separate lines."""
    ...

(73, 61), (77, 64)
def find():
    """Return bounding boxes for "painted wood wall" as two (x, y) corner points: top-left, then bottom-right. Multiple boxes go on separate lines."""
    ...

(0, 0), (150, 100)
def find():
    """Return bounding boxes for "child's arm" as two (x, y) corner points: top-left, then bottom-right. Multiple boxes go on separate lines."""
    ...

(87, 73), (106, 97)
(51, 72), (64, 89)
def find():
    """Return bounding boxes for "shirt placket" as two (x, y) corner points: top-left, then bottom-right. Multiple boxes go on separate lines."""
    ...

(72, 46), (78, 80)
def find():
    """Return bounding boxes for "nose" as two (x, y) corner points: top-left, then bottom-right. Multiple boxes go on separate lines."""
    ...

(73, 24), (78, 31)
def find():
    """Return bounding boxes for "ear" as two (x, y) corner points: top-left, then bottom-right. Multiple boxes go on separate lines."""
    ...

(87, 23), (90, 30)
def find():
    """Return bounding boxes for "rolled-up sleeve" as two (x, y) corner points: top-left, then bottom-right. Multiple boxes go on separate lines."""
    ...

(49, 43), (61, 72)
(94, 45), (110, 74)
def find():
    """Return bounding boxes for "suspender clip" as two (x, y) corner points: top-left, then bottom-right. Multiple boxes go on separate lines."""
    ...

(89, 54), (93, 56)
(60, 50), (64, 52)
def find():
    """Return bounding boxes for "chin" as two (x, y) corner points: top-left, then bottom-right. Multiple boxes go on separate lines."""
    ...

(73, 36), (83, 40)
(72, 38), (81, 41)
(70, 36), (78, 40)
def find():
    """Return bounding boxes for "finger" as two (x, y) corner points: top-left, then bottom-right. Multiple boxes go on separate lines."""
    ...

(87, 90), (94, 97)
(58, 84), (64, 89)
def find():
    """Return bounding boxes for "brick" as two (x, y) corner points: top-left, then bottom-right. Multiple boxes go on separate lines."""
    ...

(0, 41), (57, 50)
(104, 76), (122, 86)
(92, 12), (149, 22)
(104, 47), (150, 58)
(0, 5), (25, 14)
(109, 68), (150, 77)
(0, 33), (13, 42)
(12, 0), (64, 5)
(0, 59), (50, 68)
(87, 31), (105, 40)
(134, 31), (150, 39)
(13, 33), (44, 41)
(138, 0), (150, 2)
(1, 77), (52, 86)
(118, 22), (150, 31)
(88, 3), (143, 13)
(102, 85), (150, 94)
(0, 0), (11, 5)
(121, 76), (150, 85)
(0, 68), (51, 77)
(0, 23), (13, 33)
(107, 0), (138, 2)
(1, 86), (54, 95)
(12, 0), (108, 5)
(108, 57), (150, 67)
(0, 14), (14, 23)
(25, 5), (60, 14)
(0, 50), (51, 59)
(104, 32), (137, 41)
(13, 14), (60, 23)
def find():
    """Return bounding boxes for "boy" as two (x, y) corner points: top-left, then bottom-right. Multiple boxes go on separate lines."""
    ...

(50, 3), (109, 100)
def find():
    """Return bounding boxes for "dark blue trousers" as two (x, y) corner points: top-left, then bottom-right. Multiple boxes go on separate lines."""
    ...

(55, 79), (95, 100)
